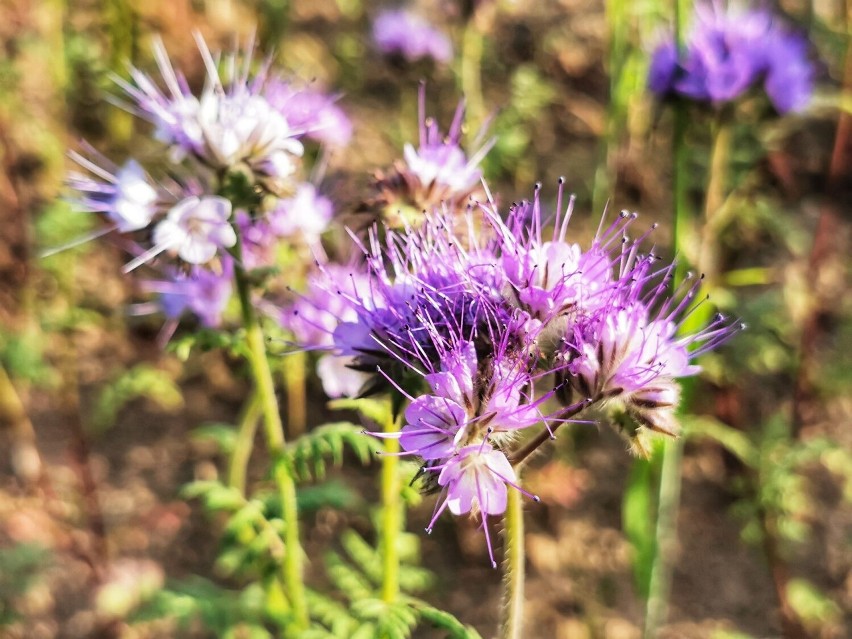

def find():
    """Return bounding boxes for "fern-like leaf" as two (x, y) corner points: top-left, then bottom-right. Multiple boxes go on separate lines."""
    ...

(324, 550), (374, 601)
(284, 422), (373, 482)
(410, 600), (484, 638)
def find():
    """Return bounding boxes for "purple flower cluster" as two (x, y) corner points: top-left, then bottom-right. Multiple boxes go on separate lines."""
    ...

(289, 181), (741, 557)
(372, 9), (453, 64)
(648, 4), (816, 113)
(64, 35), (349, 329)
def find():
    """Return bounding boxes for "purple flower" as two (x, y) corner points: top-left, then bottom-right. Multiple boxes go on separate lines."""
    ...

(116, 34), (304, 182)
(764, 31), (815, 114)
(269, 183), (334, 241)
(289, 174), (742, 555)
(562, 265), (743, 454)
(66, 151), (159, 233)
(126, 196), (236, 271)
(138, 257), (233, 329)
(647, 5), (816, 113)
(372, 10), (453, 64)
(282, 263), (373, 398)
(264, 82), (353, 147)
(362, 86), (494, 225)
(489, 186), (615, 323)
(648, 40), (679, 96)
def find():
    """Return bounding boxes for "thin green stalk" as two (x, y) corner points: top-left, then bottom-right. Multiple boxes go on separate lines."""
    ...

(593, 0), (628, 214)
(380, 404), (401, 603)
(643, 434), (683, 639)
(499, 486), (525, 639)
(460, 11), (486, 132)
(284, 350), (307, 439)
(232, 238), (309, 631)
(697, 110), (732, 284)
(643, 2), (695, 628)
(227, 389), (262, 494)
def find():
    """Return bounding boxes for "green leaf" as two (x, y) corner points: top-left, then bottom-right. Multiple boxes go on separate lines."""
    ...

(684, 416), (758, 467)
(622, 454), (658, 599)
(191, 423), (239, 455)
(284, 422), (374, 482)
(786, 579), (841, 628)
(296, 480), (362, 512)
(410, 599), (483, 638)
(324, 550), (374, 601)
(92, 364), (183, 431)
(328, 397), (390, 426)
(182, 481), (246, 513)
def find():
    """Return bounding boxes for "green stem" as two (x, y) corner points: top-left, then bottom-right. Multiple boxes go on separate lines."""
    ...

(284, 350), (307, 439)
(227, 389), (262, 494)
(593, 0), (628, 214)
(380, 403), (401, 603)
(499, 486), (525, 639)
(696, 109), (732, 285)
(643, 434), (683, 639)
(232, 240), (309, 631)
(460, 11), (486, 132)
(643, 3), (696, 626)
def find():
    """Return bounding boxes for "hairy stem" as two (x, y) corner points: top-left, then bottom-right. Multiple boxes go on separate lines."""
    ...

(380, 403), (401, 602)
(499, 486), (525, 639)
(233, 238), (309, 631)
(227, 389), (261, 494)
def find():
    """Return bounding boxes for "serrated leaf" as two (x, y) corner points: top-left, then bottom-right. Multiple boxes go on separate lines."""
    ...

(411, 600), (483, 638)
(328, 397), (391, 426)
(192, 423), (239, 455)
(285, 422), (374, 482)
(92, 364), (183, 431)
(340, 530), (383, 586)
(324, 551), (373, 601)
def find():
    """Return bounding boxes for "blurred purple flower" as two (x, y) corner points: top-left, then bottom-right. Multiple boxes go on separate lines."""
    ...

(269, 183), (334, 241)
(139, 257), (234, 329)
(116, 34), (304, 180)
(282, 263), (372, 398)
(372, 9), (453, 64)
(66, 151), (159, 233)
(129, 195), (235, 271)
(264, 82), (353, 147)
(648, 5), (816, 113)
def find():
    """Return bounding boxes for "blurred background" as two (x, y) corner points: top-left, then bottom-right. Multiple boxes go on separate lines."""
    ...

(0, 0), (850, 637)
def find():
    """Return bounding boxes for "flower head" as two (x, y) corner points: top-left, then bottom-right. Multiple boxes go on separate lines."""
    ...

(117, 34), (304, 184)
(269, 183), (334, 241)
(359, 85), (494, 226)
(648, 5), (817, 113)
(373, 10), (453, 64)
(140, 196), (236, 269)
(66, 151), (159, 233)
(264, 81), (353, 147)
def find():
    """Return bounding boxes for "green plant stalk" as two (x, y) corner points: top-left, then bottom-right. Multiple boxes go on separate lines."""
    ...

(696, 109), (732, 284)
(227, 389), (262, 494)
(592, 0), (628, 214)
(460, 12), (486, 132)
(642, 432), (684, 639)
(284, 350), (307, 439)
(380, 403), (401, 602)
(643, 0), (694, 624)
(499, 486), (525, 639)
(232, 238), (309, 631)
